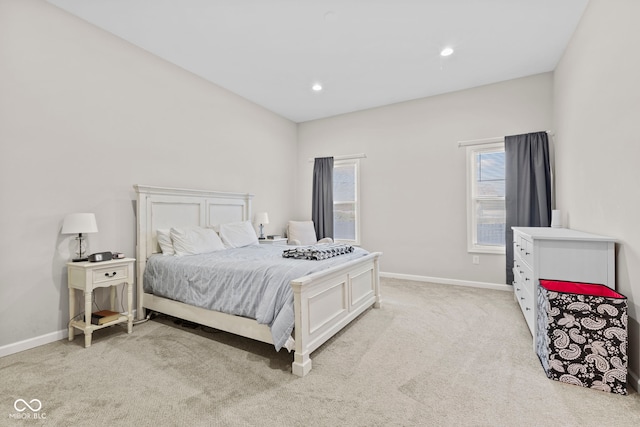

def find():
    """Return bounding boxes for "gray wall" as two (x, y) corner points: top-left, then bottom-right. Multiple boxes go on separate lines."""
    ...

(553, 0), (640, 385)
(297, 73), (553, 285)
(0, 0), (297, 348)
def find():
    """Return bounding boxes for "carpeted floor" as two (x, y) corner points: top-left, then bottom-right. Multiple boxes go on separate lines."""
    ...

(1, 278), (638, 426)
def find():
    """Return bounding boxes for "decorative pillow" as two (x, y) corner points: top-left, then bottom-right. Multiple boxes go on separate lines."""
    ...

(287, 221), (318, 246)
(218, 221), (258, 248)
(170, 227), (225, 256)
(156, 229), (175, 255)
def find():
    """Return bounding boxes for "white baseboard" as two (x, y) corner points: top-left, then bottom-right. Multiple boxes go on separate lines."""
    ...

(380, 271), (511, 292)
(0, 328), (69, 358)
(0, 310), (139, 359)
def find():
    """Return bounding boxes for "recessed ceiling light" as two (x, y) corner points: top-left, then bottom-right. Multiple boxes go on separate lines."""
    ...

(312, 83), (323, 92)
(440, 47), (454, 57)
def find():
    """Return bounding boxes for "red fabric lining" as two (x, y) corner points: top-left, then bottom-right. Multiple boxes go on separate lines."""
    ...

(539, 279), (624, 298)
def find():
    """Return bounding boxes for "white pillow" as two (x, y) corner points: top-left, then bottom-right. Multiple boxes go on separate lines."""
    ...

(218, 221), (258, 248)
(170, 227), (225, 256)
(287, 221), (318, 245)
(156, 229), (174, 255)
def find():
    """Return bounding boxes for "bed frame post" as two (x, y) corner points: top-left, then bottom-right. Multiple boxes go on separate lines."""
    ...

(292, 276), (312, 377)
(292, 350), (312, 377)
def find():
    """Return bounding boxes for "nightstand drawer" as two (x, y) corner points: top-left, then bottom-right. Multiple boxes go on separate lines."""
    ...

(92, 265), (128, 284)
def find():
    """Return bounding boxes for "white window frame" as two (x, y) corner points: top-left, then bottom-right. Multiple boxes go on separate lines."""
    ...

(333, 159), (360, 246)
(466, 141), (506, 254)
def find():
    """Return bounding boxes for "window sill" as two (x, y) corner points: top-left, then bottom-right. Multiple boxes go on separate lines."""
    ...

(468, 246), (505, 255)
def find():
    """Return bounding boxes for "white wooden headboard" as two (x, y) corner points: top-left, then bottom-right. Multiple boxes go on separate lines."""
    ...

(134, 185), (254, 314)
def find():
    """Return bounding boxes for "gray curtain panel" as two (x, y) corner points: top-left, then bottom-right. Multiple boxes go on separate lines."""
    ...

(312, 157), (334, 240)
(505, 132), (551, 284)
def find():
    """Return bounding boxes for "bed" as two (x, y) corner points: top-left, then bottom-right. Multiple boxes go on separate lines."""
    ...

(134, 185), (382, 376)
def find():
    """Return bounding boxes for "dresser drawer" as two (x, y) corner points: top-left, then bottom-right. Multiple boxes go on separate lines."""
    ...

(515, 235), (533, 268)
(513, 256), (535, 336)
(512, 265), (521, 286)
(513, 257), (525, 276)
(92, 264), (129, 285)
(514, 280), (534, 334)
(513, 238), (523, 261)
(513, 267), (533, 304)
(521, 238), (533, 268)
(520, 265), (534, 294)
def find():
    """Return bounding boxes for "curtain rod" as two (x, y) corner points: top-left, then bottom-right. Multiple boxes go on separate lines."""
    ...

(457, 131), (554, 147)
(307, 153), (367, 162)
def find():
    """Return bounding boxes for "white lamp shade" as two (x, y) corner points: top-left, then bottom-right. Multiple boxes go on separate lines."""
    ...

(254, 212), (269, 225)
(62, 213), (98, 234)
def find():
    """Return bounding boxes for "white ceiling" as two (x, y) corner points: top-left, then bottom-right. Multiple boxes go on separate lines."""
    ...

(47, 0), (589, 123)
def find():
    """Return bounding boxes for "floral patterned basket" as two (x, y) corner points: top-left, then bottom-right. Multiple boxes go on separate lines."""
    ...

(536, 279), (628, 395)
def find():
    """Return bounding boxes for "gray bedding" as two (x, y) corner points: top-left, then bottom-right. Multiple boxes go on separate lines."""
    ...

(143, 244), (369, 351)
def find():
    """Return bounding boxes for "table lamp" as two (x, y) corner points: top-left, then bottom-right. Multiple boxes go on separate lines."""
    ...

(254, 212), (269, 240)
(62, 213), (98, 262)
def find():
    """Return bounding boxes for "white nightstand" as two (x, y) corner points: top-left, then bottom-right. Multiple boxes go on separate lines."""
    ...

(259, 237), (288, 245)
(67, 257), (135, 348)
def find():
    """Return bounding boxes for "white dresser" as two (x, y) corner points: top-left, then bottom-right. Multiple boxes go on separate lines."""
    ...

(511, 227), (615, 347)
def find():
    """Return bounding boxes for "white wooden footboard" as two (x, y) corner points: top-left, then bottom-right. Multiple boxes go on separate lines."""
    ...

(291, 251), (382, 376)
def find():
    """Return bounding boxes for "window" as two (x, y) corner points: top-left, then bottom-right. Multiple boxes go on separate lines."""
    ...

(467, 142), (505, 254)
(333, 159), (360, 245)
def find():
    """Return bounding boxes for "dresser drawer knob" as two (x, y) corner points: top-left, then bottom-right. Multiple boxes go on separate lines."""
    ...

(525, 277), (530, 281)
(525, 307), (531, 311)
(105, 272), (117, 278)
(525, 252), (530, 255)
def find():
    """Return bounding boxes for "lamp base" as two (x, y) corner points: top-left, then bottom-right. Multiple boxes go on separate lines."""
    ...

(73, 234), (88, 262)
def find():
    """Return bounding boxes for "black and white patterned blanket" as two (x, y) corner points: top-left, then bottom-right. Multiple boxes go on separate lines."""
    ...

(283, 243), (355, 261)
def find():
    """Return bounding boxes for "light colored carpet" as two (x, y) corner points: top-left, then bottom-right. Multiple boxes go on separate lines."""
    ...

(1, 278), (638, 426)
